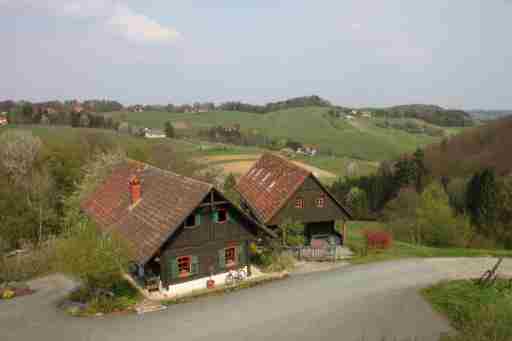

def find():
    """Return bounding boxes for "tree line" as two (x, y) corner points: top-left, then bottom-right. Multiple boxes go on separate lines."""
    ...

(331, 146), (512, 249)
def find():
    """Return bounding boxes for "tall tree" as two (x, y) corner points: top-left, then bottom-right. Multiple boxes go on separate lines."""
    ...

(164, 121), (175, 138)
(413, 148), (428, 192)
(479, 168), (498, 231)
(466, 168), (498, 235)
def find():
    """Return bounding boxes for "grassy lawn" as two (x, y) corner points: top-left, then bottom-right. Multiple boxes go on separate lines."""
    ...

(422, 279), (512, 341)
(345, 221), (512, 264)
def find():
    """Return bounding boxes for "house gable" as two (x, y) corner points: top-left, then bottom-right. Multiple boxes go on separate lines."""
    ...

(268, 175), (349, 226)
(158, 189), (261, 285)
(169, 192), (256, 250)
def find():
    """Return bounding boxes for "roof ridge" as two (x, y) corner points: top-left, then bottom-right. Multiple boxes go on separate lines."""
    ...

(262, 152), (312, 175)
(126, 158), (214, 188)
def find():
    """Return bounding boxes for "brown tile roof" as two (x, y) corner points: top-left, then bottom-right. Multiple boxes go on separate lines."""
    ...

(81, 160), (213, 264)
(236, 153), (352, 224)
(236, 153), (311, 224)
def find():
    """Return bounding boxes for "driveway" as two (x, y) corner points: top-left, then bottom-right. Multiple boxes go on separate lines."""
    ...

(1, 258), (507, 341)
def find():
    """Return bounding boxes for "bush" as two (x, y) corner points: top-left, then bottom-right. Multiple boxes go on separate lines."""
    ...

(363, 230), (393, 250)
(263, 253), (296, 273)
(69, 278), (139, 315)
(56, 221), (133, 296)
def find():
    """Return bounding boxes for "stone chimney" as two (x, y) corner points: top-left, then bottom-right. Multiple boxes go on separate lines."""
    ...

(129, 176), (141, 205)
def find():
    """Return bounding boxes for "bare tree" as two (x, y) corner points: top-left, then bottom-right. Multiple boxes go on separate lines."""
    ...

(0, 131), (42, 187)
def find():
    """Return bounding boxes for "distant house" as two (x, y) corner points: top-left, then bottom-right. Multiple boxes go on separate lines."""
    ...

(302, 144), (318, 156)
(143, 128), (166, 139)
(0, 115), (8, 126)
(362, 112), (372, 119)
(72, 105), (84, 114)
(237, 153), (351, 246)
(81, 160), (275, 296)
(345, 115), (355, 120)
(132, 105), (144, 113)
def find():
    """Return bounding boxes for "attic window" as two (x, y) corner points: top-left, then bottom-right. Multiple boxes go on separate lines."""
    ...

(295, 198), (305, 209)
(315, 197), (325, 208)
(216, 209), (228, 224)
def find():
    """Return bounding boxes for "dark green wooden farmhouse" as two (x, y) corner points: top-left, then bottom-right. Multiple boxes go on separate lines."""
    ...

(82, 160), (275, 296)
(237, 153), (351, 246)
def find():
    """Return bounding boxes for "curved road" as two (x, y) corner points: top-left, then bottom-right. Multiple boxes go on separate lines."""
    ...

(3, 258), (508, 341)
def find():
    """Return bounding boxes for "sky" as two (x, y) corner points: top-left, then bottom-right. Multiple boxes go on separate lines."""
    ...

(1, 0), (511, 109)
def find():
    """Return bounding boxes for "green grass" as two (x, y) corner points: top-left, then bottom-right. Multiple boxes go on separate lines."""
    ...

(422, 279), (512, 340)
(345, 221), (512, 264)
(293, 154), (378, 178)
(108, 107), (461, 161)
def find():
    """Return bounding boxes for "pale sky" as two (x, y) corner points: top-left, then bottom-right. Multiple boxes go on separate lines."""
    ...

(2, 1), (511, 109)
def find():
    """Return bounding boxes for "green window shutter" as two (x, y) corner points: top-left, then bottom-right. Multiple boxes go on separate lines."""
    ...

(196, 213), (201, 225)
(213, 211), (219, 223)
(218, 248), (225, 271)
(191, 255), (199, 275)
(228, 210), (235, 223)
(238, 243), (247, 265)
(168, 256), (179, 280)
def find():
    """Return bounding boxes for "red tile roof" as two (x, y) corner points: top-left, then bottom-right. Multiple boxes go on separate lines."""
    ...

(236, 153), (312, 224)
(81, 160), (213, 264)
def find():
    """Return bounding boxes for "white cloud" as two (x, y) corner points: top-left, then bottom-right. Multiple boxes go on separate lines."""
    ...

(108, 7), (180, 43)
(1, 0), (181, 44)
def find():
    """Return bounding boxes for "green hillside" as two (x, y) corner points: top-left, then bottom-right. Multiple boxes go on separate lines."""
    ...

(110, 107), (457, 161)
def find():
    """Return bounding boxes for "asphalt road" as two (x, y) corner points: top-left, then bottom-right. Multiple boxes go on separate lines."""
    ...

(0, 259), (463, 341)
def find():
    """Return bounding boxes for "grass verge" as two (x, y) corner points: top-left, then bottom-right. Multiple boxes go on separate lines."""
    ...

(345, 221), (512, 265)
(422, 279), (512, 341)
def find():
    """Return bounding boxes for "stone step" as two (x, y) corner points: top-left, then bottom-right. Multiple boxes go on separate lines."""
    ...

(135, 299), (167, 315)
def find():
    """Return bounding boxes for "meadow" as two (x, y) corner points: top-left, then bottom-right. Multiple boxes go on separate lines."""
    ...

(108, 107), (458, 161)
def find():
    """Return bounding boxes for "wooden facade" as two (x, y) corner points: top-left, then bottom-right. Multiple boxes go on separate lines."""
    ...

(236, 153), (351, 247)
(268, 176), (345, 244)
(148, 190), (257, 286)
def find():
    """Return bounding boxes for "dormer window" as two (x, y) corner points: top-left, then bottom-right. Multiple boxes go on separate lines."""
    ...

(185, 213), (201, 228)
(315, 197), (325, 208)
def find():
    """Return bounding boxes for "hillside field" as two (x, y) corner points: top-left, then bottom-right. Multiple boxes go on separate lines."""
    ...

(108, 107), (463, 161)
(1, 126), (373, 183)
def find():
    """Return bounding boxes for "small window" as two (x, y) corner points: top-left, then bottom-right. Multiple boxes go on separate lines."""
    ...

(295, 198), (304, 209)
(177, 256), (191, 274)
(217, 209), (228, 224)
(185, 214), (199, 228)
(225, 247), (236, 266)
(315, 197), (325, 208)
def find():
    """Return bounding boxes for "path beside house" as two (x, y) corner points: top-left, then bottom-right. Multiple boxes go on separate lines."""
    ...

(3, 258), (511, 341)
